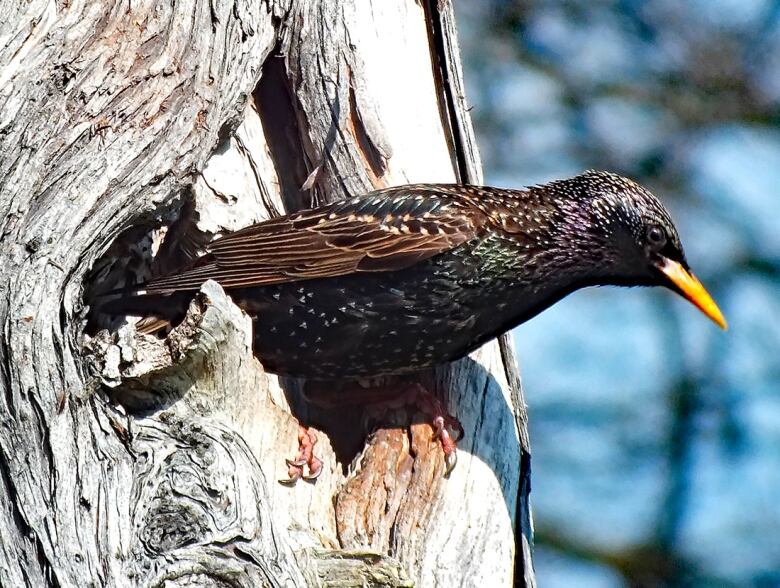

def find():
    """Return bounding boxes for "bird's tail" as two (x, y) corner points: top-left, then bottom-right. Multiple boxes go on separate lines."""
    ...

(95, 291), (193, 334)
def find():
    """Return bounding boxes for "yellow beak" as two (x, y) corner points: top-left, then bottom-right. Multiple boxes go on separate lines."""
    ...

(656, 257), (727, 330)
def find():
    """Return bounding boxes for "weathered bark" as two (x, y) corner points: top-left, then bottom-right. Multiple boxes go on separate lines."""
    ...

(0, 1), (535, 586)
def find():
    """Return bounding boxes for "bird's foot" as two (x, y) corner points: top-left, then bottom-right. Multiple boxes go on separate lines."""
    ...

(278, 425), (323, 485)
(402, 383), (463, 476)
(432, 415), (459, 476)
(296, 379), (464, 478)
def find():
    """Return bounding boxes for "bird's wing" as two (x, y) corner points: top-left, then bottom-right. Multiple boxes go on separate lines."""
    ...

(143, 185), (489, 293)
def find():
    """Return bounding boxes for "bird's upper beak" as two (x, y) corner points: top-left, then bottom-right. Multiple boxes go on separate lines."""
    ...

(655, 257), (727, 329)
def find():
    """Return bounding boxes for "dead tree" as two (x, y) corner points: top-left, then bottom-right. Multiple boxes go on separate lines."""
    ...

(0, 1), (534, 585)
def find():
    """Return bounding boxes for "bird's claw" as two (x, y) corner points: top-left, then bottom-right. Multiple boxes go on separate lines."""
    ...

(430, 412), (461, 475)
(278, 465), (302, 486)
(302, 456), (323, 482)
(444, 450), (457, 477)
(279, 426), (322, 486)
(451, 419), (465, 442)
(435, 419), (458, 476)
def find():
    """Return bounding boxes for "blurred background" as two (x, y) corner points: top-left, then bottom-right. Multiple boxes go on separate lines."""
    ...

(454, 1), (780, 586)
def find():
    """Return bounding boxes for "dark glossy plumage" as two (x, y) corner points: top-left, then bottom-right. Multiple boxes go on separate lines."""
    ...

(107, 171), (709, 378)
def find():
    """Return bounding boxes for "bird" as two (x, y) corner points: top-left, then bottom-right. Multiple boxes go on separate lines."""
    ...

(101, 170), (727, 481)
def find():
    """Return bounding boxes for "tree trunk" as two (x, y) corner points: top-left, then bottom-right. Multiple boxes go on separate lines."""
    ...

(0, 1), (535, 586)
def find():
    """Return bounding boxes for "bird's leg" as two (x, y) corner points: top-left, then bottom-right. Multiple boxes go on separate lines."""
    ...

(279, 425), (323, 485)
(301, 379), (463, 477)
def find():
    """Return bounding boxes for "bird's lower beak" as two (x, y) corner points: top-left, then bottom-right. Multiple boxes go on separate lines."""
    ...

(656, 257), (727, 329)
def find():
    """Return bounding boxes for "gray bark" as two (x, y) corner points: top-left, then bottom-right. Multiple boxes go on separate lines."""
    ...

(0, 1), (535, 586)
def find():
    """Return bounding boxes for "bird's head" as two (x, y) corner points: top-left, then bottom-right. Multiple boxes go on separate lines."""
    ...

(547, 170), (727, 329)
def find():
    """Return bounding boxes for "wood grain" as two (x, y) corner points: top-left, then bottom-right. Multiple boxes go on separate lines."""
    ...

(0, 0), (535, 585)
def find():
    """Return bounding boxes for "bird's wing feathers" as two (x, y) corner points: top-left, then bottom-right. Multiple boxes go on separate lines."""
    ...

(143, 186), (488, 293)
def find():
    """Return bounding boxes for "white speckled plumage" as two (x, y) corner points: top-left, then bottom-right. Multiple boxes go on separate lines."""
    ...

(108, 171), (695, 378)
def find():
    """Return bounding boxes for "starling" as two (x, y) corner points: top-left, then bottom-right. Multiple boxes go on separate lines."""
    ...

(103, 170), (726, 480)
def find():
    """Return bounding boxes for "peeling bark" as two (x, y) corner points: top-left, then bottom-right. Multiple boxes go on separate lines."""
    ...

(0, 1), (535, 586)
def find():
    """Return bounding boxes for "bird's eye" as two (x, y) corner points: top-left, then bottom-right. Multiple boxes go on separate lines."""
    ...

(646, 225), (666, 248)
